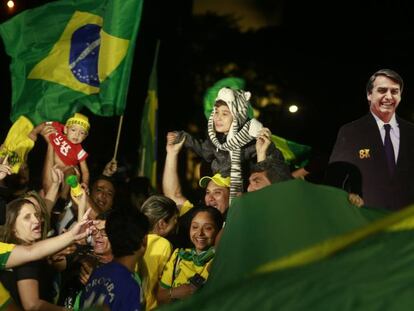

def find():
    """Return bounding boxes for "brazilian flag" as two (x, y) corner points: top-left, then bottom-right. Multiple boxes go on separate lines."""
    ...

(0, 0), (143, 125)
(271, 134), (311, 168)
(0, 243), (15, 310)
(138, 42), (159, 189)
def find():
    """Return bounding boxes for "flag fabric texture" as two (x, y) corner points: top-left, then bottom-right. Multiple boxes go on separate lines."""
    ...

(158, 180), (414, 310)
(0, 243), (15, 310)
(271, 134), (311, 167)
(138, 43), (159, 189)
(0, 282), (11, 311)
(0, 0), (143, 125)
(0, 116), (35, 173)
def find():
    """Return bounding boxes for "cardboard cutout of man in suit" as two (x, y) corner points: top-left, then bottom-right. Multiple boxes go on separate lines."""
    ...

(329, 69), (414, 210)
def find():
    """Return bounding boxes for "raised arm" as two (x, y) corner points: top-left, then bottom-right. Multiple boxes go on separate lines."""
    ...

(18, 279), (66, 311)
(44, 165), (64, 214)
(102, 159), (118, 177)
(41, 136), (56, 195)
(5, 209), (93, 269)
(162, 132), (187, 206)
(0, 158), (12, 180)
(80, 160), (90, 188)
(28, 122), (46, 142)
(256, 127), (272, 162)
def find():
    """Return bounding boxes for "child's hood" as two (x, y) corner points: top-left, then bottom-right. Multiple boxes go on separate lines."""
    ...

(215, 87), (251, 127)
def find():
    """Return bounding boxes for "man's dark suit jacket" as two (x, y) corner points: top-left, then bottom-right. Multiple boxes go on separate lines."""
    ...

(329, 113), (414, 210)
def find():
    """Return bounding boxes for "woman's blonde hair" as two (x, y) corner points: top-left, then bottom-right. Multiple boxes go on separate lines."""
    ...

(139, 195), (178, 231)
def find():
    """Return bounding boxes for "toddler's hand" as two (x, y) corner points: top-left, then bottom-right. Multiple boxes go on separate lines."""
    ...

(166, 132), (185, 154)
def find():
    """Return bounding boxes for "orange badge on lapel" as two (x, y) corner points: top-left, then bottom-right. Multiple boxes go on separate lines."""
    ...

(359, 149), (370, 159)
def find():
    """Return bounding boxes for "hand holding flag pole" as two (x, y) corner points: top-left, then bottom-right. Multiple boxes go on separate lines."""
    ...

(0, 155), (12, 180)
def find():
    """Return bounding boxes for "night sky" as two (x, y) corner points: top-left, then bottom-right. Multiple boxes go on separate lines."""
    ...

(1, 0), (414, 191)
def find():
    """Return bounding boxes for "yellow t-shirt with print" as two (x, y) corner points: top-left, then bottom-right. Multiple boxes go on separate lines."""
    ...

(137, 234), (173, 311)
(159, 248), (213, 289)
(0, 242), (15, 310)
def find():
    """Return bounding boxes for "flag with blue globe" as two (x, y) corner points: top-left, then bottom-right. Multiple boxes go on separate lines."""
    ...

(0, 0), (142, 125)
(69, 23), (101, 88)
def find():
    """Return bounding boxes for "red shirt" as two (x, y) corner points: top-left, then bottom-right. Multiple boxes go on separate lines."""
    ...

(48, 122), (88, 166)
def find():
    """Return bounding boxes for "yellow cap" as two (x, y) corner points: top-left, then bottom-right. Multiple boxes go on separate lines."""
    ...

(66, 113), (90, 132)
(199, 173), (231, 188)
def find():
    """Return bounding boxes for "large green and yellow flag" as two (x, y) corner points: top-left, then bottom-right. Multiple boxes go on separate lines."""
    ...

(160, 180), (414, 310)
(138, 43), (159, 189)
(0, 0), (143, 125)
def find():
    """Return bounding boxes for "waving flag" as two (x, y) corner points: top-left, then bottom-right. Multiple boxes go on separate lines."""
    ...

(0, 116), (34, 173)
(0, 0), (143, 125)
(138, 43), (159, 189)
(271, 133), (311, 167)
(160, 181), (414, 311)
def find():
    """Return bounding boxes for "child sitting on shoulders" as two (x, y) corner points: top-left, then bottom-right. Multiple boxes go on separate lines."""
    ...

(170, 87), (284, 201)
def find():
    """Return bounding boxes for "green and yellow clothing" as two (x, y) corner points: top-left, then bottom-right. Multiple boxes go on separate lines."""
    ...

(179, 200), (193, 217)
(0, 116), (35, 174)
(0, 243), (15, 311)
(0, 283), (11, 311)
(159, 247), (214, 289)
(0, 243), (14, 270)
(138, 234), (173, 310)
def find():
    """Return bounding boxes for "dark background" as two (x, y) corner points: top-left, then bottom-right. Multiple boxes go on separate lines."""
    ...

(1, 0), (414, 193)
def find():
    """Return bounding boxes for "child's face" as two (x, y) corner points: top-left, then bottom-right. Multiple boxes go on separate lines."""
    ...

(213, 104), (233, 134)
(65, 124), (88, 144)
(190, 211), (218, 253)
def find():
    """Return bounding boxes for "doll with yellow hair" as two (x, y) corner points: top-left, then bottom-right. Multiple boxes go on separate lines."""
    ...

(29, 113), (90, 193)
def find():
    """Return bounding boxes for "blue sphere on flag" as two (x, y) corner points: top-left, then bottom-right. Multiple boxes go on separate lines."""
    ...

(69, 24), (101, 87)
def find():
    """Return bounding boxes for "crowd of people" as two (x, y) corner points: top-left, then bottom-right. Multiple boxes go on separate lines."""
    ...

(0, 68), (413, 310)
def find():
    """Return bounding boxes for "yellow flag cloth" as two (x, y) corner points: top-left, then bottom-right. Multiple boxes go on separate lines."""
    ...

(0, 116), (35, 173)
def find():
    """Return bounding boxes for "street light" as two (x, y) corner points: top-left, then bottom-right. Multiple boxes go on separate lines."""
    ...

(288, 104), (298, 113)
(7, 0), (15, 9)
